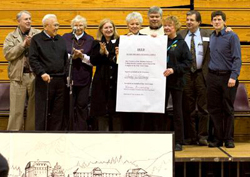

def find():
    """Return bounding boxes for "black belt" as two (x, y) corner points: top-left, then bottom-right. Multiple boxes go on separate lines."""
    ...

(195, 69), (202, 73)
(209, 69), (231, 76)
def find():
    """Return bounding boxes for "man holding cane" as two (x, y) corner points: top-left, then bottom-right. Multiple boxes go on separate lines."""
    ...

(29, 14), (68, 130)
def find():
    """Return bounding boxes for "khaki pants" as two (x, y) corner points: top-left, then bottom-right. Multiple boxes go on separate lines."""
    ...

(7, 73), (35, 131)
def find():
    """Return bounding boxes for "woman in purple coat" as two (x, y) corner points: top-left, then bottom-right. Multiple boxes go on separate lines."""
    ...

(63, 15), (94, 130)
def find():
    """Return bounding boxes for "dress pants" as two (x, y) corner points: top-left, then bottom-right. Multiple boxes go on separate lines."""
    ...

(166, 88), (184, 144)
(35, 76), (65, 131)
(183, 71), (209, 141)
(72, 85), (90, 130)
(122, 113), (146, 131)
(7, 73), (35, 131)
(207, 72), (238, 142)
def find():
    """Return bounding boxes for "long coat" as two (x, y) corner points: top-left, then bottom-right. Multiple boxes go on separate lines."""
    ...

(90, 37), (119, 116)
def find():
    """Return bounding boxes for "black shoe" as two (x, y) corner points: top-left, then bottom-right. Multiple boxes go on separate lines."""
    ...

(199, 139), (208, 146)
(208, 140), (223, 147)
(175, 143), (183, 151)
(225, 141), (235, 148)
(183, 138), (197, 145)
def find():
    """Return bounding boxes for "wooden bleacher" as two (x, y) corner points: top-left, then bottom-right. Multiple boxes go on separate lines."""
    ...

(0, 0), (250, 176)
(194, 0), (250, 9)
(0, 0), (190, 9)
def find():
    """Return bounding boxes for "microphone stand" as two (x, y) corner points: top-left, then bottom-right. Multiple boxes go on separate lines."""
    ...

(67, 32), (75, 131)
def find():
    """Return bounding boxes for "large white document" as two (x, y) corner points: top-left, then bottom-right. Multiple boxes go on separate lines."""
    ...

(116, 35), (168, 113)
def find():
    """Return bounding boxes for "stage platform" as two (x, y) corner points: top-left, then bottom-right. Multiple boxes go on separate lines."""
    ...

(175, 142), (250, 177)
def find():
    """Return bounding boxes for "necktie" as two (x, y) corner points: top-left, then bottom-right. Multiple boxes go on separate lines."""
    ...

(190, 33), (197, 73)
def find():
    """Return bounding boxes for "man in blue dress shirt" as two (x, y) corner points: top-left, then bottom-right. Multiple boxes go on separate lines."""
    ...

(207, 11), (242, 148)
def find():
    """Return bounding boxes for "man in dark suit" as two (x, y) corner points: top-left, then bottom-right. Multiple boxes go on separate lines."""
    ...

(179, 10), (211, 146)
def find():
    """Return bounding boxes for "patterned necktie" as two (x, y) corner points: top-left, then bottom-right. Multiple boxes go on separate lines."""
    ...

(190, 33), (197, 73)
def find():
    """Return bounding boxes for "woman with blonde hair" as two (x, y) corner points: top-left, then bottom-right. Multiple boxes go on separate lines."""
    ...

(90, 19), (120, 131)
(163, 16), (192, 151)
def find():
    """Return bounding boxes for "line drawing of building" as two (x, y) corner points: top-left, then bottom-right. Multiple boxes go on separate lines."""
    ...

(125, 168), (148, 177)
(67, 167), (120, 177)
(25, 160), (52, 177)
(52, 162), (65, 177)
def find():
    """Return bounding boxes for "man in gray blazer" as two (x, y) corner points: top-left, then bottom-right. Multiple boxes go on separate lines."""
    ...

(179, 10), (211, 146)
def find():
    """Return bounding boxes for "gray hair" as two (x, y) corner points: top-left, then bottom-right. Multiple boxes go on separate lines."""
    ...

(16, 10), (31, 21)
(42, 14), (57, 27)
(148, 6), (163, 17)
(126, 12), (143, 24)
(71, 15), (87, 29)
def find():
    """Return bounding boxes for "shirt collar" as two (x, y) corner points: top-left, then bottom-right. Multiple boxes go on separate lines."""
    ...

(18, 26), (30, 36)
(74, 32), (84, 40)
(43, 30), (52, 38)
(188, 28), (200, 37)
(42, 31), (58, 40)
(213, 27), (226, 36)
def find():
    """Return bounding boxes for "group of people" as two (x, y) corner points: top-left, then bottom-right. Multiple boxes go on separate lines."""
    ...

(3, 6), (241, 151)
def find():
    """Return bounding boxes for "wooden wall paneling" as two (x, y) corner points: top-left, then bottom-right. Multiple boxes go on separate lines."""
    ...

(2, 44), (249, 63)
(198, 9), (250, 26)
(224, 28), (250, 42)
(0, 0), (190, 10)
(239, 64), (250, 81)
(235, 117), (250, 137)
(0, 48), (6, 62)
(242, 82), (250, 99)
(0, 27), (104, 44)
(0, 63), (8, 80)
(194, 0), (250, 9)
(242, 45), (250, 63)
(1, 27), (250, 44)
(0, 9), (189, 26)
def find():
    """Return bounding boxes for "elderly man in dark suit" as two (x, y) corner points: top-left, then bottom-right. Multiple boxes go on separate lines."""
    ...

(179, 10), (211, 146)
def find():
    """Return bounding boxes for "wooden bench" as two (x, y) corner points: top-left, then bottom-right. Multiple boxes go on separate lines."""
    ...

(0, 0), (190, 10)
(194, 0), (250, 9)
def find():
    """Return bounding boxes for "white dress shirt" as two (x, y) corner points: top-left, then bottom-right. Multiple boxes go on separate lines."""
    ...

(185, 29), (204, 70)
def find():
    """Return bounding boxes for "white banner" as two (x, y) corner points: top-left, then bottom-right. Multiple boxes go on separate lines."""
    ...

(0, 132), (174, 177)
(116, 35), (168, 113)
